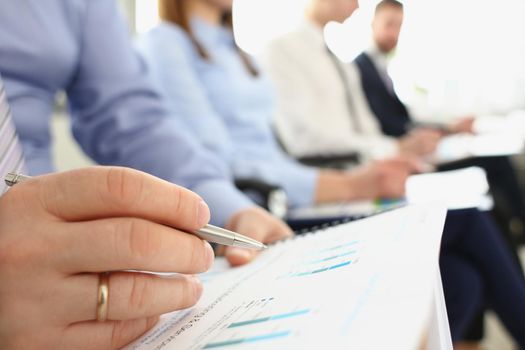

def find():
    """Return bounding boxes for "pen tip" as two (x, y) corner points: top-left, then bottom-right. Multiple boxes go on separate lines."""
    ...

(262, 244), (268, 250)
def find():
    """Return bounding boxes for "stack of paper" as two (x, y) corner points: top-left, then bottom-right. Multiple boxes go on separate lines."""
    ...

(474, 110), (525, 138)
(429, 110), (525, 165)
(288, 167), (490, 220)
(433, 133), (524, 165)
(406, 167), (491, 210)
(125, 204), (448, 350)
(286, 198), (404, 220)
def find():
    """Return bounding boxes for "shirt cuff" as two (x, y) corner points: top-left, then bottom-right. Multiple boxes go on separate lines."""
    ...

(281, 167), (319, 209)
(368, 137), (399, 160)
(191, 179), (255, 227)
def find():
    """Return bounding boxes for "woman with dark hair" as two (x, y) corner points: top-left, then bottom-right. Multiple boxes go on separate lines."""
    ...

(136, 0), (420, 212)
(137, 0), (525, 345)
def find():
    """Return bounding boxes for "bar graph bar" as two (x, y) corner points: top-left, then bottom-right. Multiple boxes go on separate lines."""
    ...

(307, 250), (357, 264)
(316, 240), (359, 253)
(203, 330), (292, 348)
(277, 239), (361, 279)
(291, 260), (352, 277)
(228, 309), (310, 328)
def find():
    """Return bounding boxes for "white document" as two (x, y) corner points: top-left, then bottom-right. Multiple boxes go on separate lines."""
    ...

(286, 198), (404, 220)
(427, 271), (453, 350)
(474, 110), (525, 138)
(288, 167), (490, 220)
(432, 133), (524, 165)
(125, 204), (447, 350)
(406, 167), (492, 210)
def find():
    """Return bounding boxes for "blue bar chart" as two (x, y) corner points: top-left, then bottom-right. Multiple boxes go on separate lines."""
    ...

(203, 331), (292, 349)
(228, 309), (310, 328)
(202, 298), (312, 349)
(279, 239), (361, 278)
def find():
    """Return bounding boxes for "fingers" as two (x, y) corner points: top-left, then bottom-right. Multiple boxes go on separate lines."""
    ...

(379, 156), (428, 174)
(401, 129), (442, 156)
(63, 272), (202, 323)
(411, 128), (443, 139)
(225, 247), (255, 267)
(270, 218), (294, 241)
(63, 316), (160, 350)
(450, 117), (475, 134)
(216, 245), (253, 266)
(29, 167), (210, 232)
(59, 218), (214, 274)
(375, 158), (413, 175)
(235, 208), (293, 243)
(368, 160), (410, 198)
(107, 273), (202, 321)
(396, 156), (435, 173)
(381, 177), (407, 199)
(224, 207), (293, 266)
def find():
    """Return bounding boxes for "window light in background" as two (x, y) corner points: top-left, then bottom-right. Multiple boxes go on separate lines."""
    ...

(135, 0), (525, 119)
(389, 0), (525, 119)
(135, 0), (159, 34)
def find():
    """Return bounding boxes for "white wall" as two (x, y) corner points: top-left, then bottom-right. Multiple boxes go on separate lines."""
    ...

(52, 112), (94, 172)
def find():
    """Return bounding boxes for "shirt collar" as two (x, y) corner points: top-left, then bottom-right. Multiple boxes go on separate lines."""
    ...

(191, 16), (234, 47)
(299, 19), (327, 49)
(366, 42), (390, 72)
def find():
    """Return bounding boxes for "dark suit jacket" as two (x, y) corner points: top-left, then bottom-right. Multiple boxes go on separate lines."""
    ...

(354, 52), (411, 137)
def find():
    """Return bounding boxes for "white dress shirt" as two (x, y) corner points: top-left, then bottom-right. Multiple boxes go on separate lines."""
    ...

(262, 21), (398, 161)
(365, 44), (396, 95)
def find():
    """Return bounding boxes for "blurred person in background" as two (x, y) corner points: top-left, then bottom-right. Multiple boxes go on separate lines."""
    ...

(356, 0), (475, 137)
(137, 0), (525, 346)
(355, 0), (525, 249)
(263, 0), (442, 163)
(356, 5), (525, 344)
(137, 0), (420, 216)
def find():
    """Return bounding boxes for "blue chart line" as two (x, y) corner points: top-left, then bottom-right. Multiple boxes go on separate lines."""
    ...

(317, 241), (358, 253)
(203, 331), (292, 348)
(291, 260), (352, 277)
(228, 309), (311, 328)
(308, 250), (357, 264)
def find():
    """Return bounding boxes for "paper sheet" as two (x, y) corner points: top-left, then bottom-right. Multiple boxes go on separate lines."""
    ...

(286, 198), (404, 220)
(288, 167), (490, 221)
(406, 166), (492, 210)
(125, 204), (447, 350)
(433, 133), (524, 165)
(474, 110), (525, 138)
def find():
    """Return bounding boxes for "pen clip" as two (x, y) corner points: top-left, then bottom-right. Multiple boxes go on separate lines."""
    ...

(4, 173), (31, 187)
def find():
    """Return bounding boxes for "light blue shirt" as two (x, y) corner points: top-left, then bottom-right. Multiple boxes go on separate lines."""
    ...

(137, 18), (319, 208)
(0, 0), (253, 226)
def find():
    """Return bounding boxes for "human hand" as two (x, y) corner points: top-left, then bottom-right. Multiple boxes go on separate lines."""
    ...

(344, 157), (421, 199)
(0, 167), (214, 349)
(398, 128), (442, 156)
(223, 207), (293, 267)
(448, 116), (475, 134)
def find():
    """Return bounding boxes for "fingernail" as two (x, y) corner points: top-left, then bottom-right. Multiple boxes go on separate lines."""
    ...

(197, 200), (210, 227)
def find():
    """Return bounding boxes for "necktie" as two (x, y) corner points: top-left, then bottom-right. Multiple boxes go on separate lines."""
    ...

(0, 79), (25, 194)
(326, 47), (363, 133)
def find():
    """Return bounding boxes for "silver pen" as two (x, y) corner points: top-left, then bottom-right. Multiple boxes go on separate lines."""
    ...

(4, 172), (267, 251)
